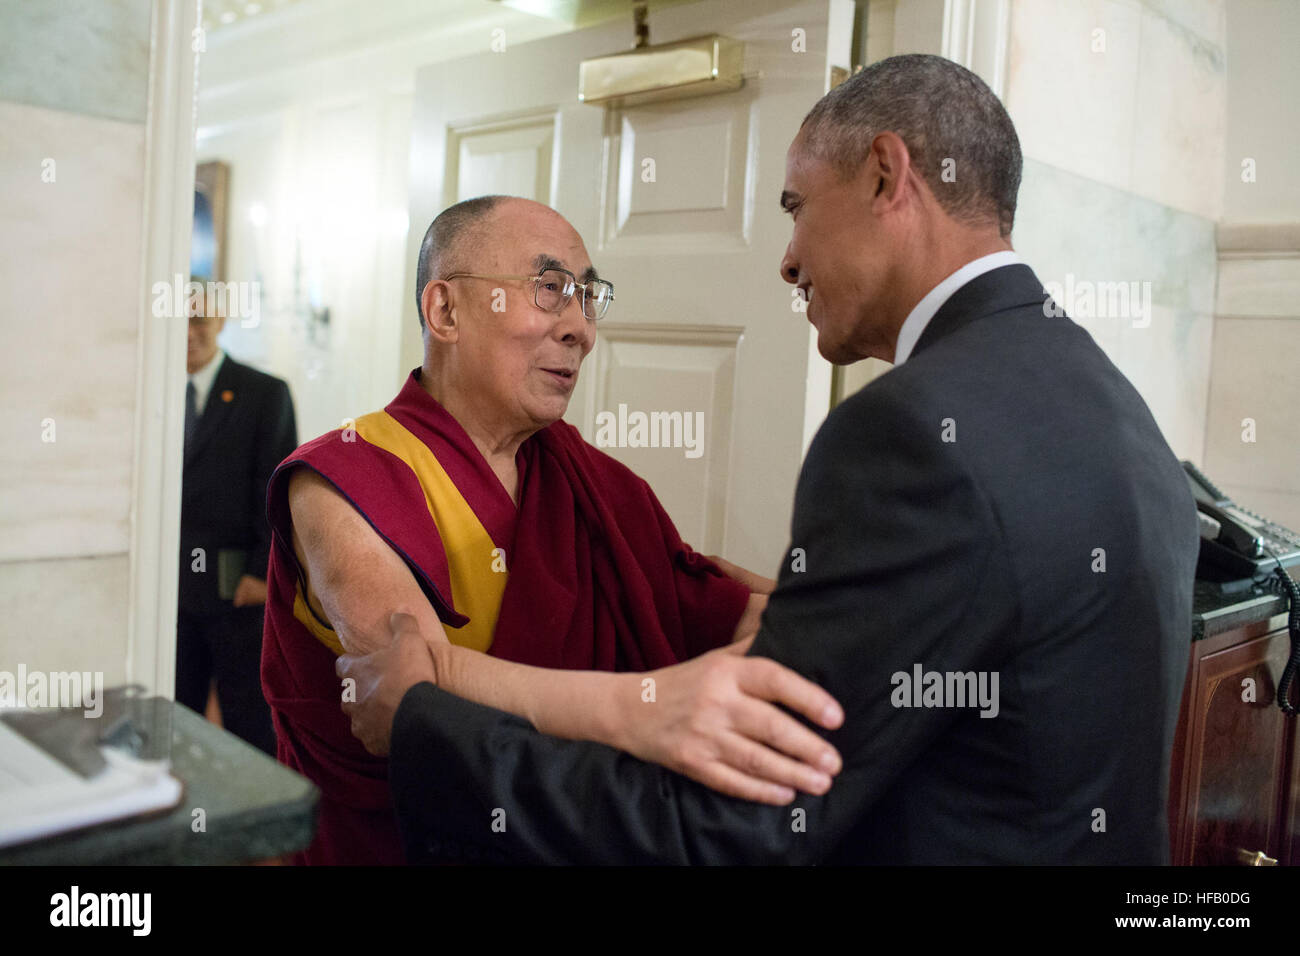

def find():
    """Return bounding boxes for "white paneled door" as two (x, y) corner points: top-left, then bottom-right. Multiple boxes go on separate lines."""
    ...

(403, 0), (853, 573)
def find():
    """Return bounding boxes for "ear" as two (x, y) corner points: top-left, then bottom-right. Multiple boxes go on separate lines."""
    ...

(867, 131), (914, 213)
(421, 280), (459, 346)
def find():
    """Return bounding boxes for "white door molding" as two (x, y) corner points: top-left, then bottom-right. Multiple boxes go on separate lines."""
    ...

(126, 0), (200, 696)
(865, 0), (1010, 97)
(942, 0), (1011, 98)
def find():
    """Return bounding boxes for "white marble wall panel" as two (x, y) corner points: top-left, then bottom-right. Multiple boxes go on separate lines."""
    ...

(1140, 0), (1226, 48)
(1005, 0), (1225, 221)
(0, 554), (130, 682)
(1221, 0), (1300, 223)
(0, 0), (151, 123)
(1012, 157), (1217, 462)
(1129, 4), (1225, 221)
(1217, 257), (1300, 319)
(1209, 0), (1300, 541)
(1006, 0), (1142, 191)
(0, 101), (144, 562)
(1016, 159), (1218, 313)
(1202, 315), (1300, 532)
(1117, 305), (1213, 464)
(1206, 243), (1300, 532)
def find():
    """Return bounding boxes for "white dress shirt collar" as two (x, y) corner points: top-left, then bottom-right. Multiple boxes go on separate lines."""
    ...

(892, 251), (1022, 366)
(189, 349), (226, 417)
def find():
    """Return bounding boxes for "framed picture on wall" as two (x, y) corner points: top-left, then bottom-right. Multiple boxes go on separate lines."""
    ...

(192, 160), (230, 281)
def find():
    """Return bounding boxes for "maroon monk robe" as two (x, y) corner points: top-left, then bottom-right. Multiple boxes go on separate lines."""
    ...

(261, 370), (750, 864)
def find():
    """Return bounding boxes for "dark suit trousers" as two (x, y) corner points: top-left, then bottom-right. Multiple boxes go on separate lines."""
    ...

(176, 605), (276, 756)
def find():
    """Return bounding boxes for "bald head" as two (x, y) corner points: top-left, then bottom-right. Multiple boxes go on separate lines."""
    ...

(415, 195), (509, 329)
(415, 196), (599, 441)
(416, 196), (602, 334)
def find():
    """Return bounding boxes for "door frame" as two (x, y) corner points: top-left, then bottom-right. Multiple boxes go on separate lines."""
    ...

(126, 0), (200, 696)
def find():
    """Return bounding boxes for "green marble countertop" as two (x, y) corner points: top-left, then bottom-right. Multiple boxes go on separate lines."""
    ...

(0, 699), (318, 865)
(1191, 577), (1292, 641)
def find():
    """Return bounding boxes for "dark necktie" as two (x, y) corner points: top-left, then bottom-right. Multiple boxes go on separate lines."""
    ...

(185, 380), (198, 448)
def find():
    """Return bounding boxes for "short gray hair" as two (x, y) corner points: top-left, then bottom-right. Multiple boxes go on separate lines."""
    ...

(415, 195), (511, 329)
(799, 54), (1022, 237)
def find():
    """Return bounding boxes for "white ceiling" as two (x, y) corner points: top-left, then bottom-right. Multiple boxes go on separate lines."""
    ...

(194, 0), (699, 129)
(198, 0), (571, 100)
(200, 0), (686, 38)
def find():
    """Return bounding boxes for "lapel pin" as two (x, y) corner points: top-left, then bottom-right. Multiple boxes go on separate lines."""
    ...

(221, 390), (234, 403)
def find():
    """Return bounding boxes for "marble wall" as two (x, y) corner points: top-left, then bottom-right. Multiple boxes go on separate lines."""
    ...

(1007, 0), (1225, 222)
(845, 0), (1227, 470)
(866, 0), (1300, 534)
(1203, 0), (1300, 533)
(1219, 0), (1300, 225)
(1011, 159), (1217, 464)
(1204, 248), (1300, 531)
(998, 0), (1225, 467)
(0, 0), (154, 683)
(1008, 0), (1227, 467)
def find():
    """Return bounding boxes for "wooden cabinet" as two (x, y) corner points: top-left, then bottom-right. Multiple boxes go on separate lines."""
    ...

(1169, 613), (1298, 865)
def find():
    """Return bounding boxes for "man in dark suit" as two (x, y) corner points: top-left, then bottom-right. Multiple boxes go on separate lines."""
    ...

(338, 54), (1200, 863)
(177, 282), (297, 755)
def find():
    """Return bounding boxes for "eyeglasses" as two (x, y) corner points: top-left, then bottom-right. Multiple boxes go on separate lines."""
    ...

(443, 267), (615, 321)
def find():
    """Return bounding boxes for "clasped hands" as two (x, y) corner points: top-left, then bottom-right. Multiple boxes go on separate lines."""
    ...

(336, 607), (844, 806)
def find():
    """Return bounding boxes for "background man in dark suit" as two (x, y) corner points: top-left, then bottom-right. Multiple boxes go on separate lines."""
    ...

(177, 283), (297, 755)
(338, 54), (1200, 863)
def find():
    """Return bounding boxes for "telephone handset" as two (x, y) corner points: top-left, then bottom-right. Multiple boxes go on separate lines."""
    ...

(1183, 461), (1300, 715)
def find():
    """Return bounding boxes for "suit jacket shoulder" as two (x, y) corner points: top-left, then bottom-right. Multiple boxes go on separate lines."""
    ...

(215, 355), (291, 397)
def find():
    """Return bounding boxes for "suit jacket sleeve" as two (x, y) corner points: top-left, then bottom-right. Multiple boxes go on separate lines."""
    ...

(389, 387), (1015, 864)
(249, 378), (297, 580)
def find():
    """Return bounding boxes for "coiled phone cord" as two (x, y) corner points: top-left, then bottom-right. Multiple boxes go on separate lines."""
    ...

(1260, 552), (1300, 716)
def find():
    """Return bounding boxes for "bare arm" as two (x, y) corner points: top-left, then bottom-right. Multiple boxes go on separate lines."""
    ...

(292, 467), (843, 802)
(731, 592), (768, 643)
(288, 467), (627, 742)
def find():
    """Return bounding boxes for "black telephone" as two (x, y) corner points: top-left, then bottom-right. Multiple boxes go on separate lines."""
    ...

(1183, 461), (1300, 715)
